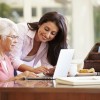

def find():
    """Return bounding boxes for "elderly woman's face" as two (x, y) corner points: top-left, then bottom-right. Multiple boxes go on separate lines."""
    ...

(36, 21), (59, 42)
(1, 31), (18, 52)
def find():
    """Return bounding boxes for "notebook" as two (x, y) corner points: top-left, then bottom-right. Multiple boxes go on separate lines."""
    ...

(56, 76), (100, 85)
(23, 49), (74, 80)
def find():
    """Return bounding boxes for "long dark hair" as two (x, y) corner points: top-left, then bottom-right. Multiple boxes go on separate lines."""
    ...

(27, 12), (68, 66)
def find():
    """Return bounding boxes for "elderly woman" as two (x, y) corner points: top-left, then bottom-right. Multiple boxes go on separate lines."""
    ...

(0, 18), (36, 82)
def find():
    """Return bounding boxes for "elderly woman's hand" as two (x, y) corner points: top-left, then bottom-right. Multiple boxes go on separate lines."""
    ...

(9, 71), (38, 81)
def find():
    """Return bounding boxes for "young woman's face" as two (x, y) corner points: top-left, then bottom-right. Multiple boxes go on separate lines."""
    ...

(36, 21), (59, 42)
(1, 31), (18, 52)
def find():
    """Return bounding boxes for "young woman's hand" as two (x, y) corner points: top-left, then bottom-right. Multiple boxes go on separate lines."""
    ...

(32, 66), (49, 74)
(44, 67), (55, 76)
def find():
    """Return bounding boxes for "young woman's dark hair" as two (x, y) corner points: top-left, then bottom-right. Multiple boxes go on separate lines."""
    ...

(27, 12), (68, 66)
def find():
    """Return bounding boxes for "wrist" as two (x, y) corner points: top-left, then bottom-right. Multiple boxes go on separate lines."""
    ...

(32, 68), (38, 74)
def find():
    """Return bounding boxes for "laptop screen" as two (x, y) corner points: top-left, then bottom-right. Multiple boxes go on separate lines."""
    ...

(53, 49), (74, 78)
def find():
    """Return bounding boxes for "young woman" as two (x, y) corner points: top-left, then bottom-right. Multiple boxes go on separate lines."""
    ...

(10, 12), (68, 75)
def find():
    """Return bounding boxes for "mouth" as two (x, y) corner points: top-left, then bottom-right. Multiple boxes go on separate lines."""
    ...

(42, 35), (47, 40)
(42, 37), (47, 40)
(11, 45), (15, 47)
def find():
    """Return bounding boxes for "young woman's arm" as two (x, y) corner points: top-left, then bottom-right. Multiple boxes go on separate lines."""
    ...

(18, 64), (49, 74)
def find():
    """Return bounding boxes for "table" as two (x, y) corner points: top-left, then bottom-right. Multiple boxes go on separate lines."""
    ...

(0, 80), (100, 100)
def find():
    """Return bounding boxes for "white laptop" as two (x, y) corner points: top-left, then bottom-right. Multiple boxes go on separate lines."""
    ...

(23, 49), (74, 80)
(53, 49), (74, 79)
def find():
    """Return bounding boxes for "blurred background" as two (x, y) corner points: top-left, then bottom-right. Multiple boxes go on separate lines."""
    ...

(0, 0), (100, 66)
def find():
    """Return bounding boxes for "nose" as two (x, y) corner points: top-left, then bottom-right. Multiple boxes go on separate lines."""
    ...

(13, 38), (18, 44)
(45, 32), (51, 39)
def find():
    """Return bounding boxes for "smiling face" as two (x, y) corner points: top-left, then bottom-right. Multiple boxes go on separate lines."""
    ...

(35, 21), (59, 42)
(1, 30), (18, 52)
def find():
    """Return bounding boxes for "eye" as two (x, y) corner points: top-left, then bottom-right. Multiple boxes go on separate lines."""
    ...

(11, 35), (19, 38)
(44, 27), (49, 31)
(51, 31), (57, 35)
(7, 35), (19, 39)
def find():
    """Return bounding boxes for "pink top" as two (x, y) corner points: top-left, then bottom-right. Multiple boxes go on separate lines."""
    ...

(0, 55), (14, 81)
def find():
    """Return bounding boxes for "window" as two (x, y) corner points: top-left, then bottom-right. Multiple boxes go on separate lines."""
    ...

(94, 6), (100, 42)
(32, 8), (36, 16)
(42, 7), (69, 15)
(12, 8), (23, 17)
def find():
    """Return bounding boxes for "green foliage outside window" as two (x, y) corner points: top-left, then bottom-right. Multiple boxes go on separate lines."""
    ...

(0, 3), (12, 18)
(94, 6), (100, 43)
(0, 3), (21, 22)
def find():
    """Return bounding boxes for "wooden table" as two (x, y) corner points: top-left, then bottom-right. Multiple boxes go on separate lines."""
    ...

(0, 80), (100, 100)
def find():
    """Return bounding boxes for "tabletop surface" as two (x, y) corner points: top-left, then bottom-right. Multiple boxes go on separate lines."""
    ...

(0, 80), (100, 93)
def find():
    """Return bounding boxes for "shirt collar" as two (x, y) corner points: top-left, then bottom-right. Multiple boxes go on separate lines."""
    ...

(26, 30), (36, 39)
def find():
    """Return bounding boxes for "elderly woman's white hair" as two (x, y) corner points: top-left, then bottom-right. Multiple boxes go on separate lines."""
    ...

(0, 18), (18, 37)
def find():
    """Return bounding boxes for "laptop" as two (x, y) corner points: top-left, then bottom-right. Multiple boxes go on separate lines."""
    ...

(53, 49), (74, 79)
(23, 49), (74, 80)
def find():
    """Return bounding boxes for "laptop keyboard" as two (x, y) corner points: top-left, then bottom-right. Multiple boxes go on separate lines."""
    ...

(22, 77), (54, 80)
(21, 73), (54, 80)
